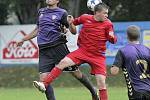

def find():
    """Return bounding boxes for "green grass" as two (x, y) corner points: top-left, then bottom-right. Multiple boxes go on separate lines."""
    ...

(0, 87), (128, 100)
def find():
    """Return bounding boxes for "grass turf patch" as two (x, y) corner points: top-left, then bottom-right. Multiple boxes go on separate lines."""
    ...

(0, 87), (128, 100)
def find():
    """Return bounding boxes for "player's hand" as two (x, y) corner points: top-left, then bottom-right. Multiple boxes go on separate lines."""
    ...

(16, 39), (24, 47)
(110, 66), (119, 75)
(67, 15), (74, 25)
(109, 31), (115, 38)
(63, 26), (68, 33)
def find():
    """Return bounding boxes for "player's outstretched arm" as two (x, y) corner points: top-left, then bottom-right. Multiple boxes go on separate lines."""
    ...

(67, 15), (76, 34)
(16, 26), (38, 47)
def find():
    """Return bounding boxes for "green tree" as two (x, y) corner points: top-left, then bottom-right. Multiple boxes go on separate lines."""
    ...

(78, 0), (150, 21)
(0, 0), (71, 24)
(0, 1), (9, 25)
(8, 0), (44, 24)
(106, 0), (150, 21)
(1, 0), (150, 25)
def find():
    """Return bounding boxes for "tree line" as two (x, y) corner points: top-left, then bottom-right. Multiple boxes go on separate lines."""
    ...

(0, 0), (150, 25)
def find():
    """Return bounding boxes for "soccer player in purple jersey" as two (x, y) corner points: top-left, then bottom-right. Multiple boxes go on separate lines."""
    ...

(17, 0), (99, 100)
(111, 25), (150, 100)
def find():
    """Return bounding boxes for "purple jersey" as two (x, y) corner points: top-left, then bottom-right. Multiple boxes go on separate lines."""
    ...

(113, 43), (150, 96)
(37, 7), (69, 47)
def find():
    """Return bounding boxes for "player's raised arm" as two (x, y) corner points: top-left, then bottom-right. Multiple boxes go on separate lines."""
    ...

(67, 15), (76, 34)
(106, 22), (117, 44)
(68, 14), (85, 34)
(16, 26), (38, 47)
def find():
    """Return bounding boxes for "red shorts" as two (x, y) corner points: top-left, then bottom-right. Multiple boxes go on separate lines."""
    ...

(67, 48), (107, 76)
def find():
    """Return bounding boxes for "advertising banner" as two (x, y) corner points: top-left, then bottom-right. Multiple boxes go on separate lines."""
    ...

(0, 25), (79, 65)
(0, 25), (38, 64)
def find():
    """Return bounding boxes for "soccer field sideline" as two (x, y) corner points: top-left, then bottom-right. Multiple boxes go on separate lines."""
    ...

(0, 87), (128, 100)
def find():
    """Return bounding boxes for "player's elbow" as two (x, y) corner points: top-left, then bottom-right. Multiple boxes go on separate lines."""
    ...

(110, 66), (119, 75)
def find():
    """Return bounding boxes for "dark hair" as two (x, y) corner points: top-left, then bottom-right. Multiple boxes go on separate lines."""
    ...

(127, 25), (140, 41)
(94, 2), (109, 13)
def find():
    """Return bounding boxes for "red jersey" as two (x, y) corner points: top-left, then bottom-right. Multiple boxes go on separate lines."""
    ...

(73, 14), (117, 56)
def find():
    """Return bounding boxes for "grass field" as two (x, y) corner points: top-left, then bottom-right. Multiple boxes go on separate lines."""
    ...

(0, 87), (128, 100)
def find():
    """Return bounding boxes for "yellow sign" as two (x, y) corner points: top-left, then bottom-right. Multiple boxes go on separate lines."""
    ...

(143, 30), (150, 48)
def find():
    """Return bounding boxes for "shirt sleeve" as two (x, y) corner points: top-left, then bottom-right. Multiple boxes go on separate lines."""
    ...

(73, 14), (84, 25)
(36, 9), (40, 26)
(112, 50), (124, 68)
(106, 22), (117, 44)
(60, 11), (69, 28)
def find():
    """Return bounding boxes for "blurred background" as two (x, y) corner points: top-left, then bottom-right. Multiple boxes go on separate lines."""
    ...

(0, 0), (150, 100)
(1, 0), (150, 25)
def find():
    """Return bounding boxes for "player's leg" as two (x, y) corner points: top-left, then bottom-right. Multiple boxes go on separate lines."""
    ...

(33, 56), (77, 92)
(37, 48), (56, 100)
(88, 56), (107, 100)
(40, 73), (56, 100)
(33, 48), (86, 92)
(54, 44), (99, 100)
(43, 56), (77, 86)
(71, 70), (99, 100)
(95, 74), (108, 100)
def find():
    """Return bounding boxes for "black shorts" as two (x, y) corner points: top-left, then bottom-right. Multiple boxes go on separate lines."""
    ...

(129, 91), (150, 100)
(39, 43), (78, 73)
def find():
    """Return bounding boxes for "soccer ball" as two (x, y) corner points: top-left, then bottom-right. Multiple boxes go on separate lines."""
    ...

(87, 0), (102, 11)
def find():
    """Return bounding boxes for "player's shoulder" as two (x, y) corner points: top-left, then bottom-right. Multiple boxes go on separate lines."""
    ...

(104, 19), (113, 25)
(139, 44), (150, 51)
(80, 14), (93, 19)
(81, 13), (92, 16)
(38, 7), (67, 13)
(57, 7), (67, 13)
(38, 7), (47, 12)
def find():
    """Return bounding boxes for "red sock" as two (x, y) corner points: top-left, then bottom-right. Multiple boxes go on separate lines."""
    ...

(43, 67), (62, 87)
(99, 89), (108, 100)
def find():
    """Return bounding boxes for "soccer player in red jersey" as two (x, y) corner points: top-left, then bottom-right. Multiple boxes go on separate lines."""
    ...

(33, 3), (117, 100)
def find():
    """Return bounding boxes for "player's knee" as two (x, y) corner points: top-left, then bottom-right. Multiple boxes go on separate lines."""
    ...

(71, 70), (82, 78)
(59, 58), (68, 65)
(57, 58), (70, 69)
(97, 80), (106, 90)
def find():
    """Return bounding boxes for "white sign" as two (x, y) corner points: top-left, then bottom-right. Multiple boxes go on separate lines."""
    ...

(0, 25), (79, 65)
(0, 25), (38, 64)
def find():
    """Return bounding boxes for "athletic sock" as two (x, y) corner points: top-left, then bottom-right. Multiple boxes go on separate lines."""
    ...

(75, 74), (98, 99)
(99, 89), (108, 100)
(45, 84), (56, 100)
(44, 67), (62, 87)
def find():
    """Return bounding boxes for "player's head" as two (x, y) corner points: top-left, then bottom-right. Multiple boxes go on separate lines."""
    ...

(93, 3), (109, 22)
(126, 25), (140, 41)
(45, 0), (60, 6)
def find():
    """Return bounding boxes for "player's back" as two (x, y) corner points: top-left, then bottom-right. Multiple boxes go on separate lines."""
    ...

(120, 43), (150, 92)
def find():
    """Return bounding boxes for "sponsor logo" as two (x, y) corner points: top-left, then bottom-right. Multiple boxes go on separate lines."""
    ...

(2, 31), (38, 59)
(52, 15), (57, 20)
(39, 14), (44, 18)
